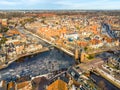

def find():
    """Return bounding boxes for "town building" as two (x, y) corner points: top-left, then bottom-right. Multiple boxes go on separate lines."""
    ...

(47, 79), (68, 90)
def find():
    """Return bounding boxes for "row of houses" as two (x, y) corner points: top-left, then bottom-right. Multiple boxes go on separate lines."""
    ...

(0, 80), (32, 90)
(109, 55), (120, 70)
(0, 29), (43, 64)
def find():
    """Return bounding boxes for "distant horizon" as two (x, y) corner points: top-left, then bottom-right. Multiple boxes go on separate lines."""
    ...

(0, 0), (120, 10)
(0, 9), (120, 11)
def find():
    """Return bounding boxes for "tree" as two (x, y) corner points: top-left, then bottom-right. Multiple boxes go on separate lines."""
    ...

(0, 37), (7, 44)
(0, 26), (9, 33)
(84, 47), (88, 51)
(87, 54), (94, 60)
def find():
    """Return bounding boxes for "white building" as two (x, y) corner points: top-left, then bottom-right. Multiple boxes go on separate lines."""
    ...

(64, 33), (79, 40)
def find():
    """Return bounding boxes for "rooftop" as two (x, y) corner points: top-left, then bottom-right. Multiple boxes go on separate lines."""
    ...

(47, 79), (68, 90)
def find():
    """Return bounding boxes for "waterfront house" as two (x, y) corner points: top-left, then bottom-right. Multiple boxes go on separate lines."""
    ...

(109, 56), (120, 69)
(17, 81), (32, 90)
(0, 53), (6, 63)
(25, 44), (42, 53)
(0, 80), (7, 90)
(8, 81), (16, 90)
(14, 41), (25, 55)
(7, 50), (16, 58)
(47, 79), (68, 90)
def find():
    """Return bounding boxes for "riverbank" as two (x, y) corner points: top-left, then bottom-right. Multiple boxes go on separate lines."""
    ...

(0, 47), (49, 70)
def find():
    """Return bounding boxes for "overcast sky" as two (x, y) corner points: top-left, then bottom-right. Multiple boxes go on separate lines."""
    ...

(0, 0), (120, 10)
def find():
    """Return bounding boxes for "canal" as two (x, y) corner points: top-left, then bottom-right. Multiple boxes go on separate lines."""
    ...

(90, 72), (120, 90)
(0, 48), (75, 81)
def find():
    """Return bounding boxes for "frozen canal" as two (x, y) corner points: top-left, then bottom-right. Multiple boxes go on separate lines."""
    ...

(0, 49), (75, 81)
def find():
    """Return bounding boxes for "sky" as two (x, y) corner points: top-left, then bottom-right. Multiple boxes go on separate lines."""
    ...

(0, 0), (120, 10)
